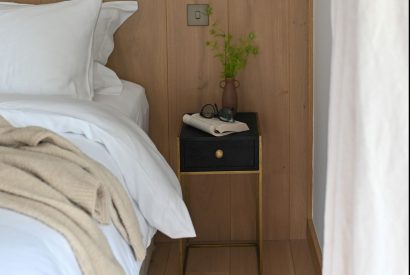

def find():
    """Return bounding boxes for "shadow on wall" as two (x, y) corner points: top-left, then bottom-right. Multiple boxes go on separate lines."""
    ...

(313, 0), (332, 249)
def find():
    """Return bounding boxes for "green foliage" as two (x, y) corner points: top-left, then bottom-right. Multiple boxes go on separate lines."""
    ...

(206, 23), (259, 79)
(205, 5), (213, 16)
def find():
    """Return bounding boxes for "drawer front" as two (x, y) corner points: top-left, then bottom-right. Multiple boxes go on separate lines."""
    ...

(180, 139), (259, 172)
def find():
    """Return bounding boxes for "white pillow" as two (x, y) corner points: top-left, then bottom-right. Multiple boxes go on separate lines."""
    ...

(93, 63), (124, 95)
(0, 0), (101, 99)
(0, 1), (137, 97)
(93, 1), (138, 95)
(94, 1), (138, 65)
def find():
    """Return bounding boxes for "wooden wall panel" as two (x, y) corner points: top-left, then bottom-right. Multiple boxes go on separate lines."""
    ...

(186, 175), (231, 242)
(230, 174), (257, 241)
(228, 0), (291, 240)
(289, 0), (309, 239)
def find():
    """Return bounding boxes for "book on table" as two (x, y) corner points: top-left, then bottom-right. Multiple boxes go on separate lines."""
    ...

(182, 113), (250, 137)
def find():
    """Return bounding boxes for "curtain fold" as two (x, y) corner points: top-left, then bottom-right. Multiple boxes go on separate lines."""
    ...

(323, 1), (409, 274)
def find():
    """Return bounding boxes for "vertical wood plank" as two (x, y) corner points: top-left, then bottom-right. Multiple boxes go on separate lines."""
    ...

(147, 243), (171, 275)
(108, 0), (170, 160)
(147, 242), (181, 275)
(165, 242), (180, 275)
(186, 175), (231, 242)
(289, 0), (309, 239)
(228, 0), (291, 240)
(230, 174), (257, 241)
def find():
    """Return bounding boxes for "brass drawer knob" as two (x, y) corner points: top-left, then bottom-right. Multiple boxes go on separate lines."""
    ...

(215, 149), (224, 159)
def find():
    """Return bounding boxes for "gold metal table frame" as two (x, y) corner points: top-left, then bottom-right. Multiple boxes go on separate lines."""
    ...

(176, 136), (263, 275)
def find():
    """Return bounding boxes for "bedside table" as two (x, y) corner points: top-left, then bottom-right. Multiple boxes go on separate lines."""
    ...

(177, 112), (263, 275)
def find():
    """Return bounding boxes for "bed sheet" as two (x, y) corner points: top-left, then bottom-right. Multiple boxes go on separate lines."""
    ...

(93, 80), (149, 133)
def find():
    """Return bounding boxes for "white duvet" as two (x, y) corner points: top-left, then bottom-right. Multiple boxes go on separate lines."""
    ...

(0, 96), (195, 275)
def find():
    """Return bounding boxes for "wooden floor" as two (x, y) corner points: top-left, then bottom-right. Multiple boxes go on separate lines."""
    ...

(147, 240), (318, 275)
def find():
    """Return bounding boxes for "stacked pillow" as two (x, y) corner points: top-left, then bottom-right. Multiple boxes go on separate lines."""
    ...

(94, 1), (139, 95)
(0, 0), (138, 99)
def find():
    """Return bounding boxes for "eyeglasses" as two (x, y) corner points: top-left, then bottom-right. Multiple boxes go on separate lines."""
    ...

(200, 104), (235, 123)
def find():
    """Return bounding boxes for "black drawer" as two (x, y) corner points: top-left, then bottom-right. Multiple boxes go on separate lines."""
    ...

(180, 138), (259, 172)
(179, 113), (260, 172)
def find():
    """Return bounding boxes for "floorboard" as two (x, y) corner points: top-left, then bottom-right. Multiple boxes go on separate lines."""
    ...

(186, 247), (230, 274)
(147, 240), (318, 275)
(230, 247), (259, 275)
(148, 243), (171, 275)
(290, 240), (317, 275)
(264, 241), (295, 275)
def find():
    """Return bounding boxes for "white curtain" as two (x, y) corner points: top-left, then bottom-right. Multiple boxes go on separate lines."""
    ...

(323, 0), (409, 274)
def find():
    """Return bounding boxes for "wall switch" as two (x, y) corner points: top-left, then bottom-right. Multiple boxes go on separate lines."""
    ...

(187, 4), (209, 26)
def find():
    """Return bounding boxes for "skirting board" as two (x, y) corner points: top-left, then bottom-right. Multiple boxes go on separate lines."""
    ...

(307, 219), (322, 274)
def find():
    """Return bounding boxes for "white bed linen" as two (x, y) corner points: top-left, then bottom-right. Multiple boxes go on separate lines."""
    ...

(94, 80), (149, 133)
(0, 97), (195, 274)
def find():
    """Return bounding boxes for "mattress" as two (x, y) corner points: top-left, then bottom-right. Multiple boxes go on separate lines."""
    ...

(93, 80), (149, 133)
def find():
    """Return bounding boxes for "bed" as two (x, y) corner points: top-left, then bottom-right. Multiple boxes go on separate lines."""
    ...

(0, 1), (195, 275)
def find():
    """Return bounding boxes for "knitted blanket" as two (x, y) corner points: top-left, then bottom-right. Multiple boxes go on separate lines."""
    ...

(0, 116), (145, 275)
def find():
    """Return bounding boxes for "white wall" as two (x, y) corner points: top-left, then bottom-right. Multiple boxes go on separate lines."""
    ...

(313, 0), (332, 248)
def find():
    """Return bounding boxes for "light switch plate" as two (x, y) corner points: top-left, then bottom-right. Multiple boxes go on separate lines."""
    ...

(187, 4), (209, 26)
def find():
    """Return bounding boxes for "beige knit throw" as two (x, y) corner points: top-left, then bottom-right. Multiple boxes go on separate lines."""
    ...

(0, 116), (145, 275)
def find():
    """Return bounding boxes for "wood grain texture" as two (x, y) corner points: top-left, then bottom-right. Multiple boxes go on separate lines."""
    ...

(165, 242), (180, 275)
(185, 175), (231, 242)
(228, 0), (291, 240)
(289, 0), (309, 239)
(290, 240), (317, 275)
(147, 243), (171, 275)
(147, 240), (318, 275)
(264, 241), (296, 275)
(230, 247), (259, 275)
(230, 174), (257, 241)
(186, 247), (230, 274)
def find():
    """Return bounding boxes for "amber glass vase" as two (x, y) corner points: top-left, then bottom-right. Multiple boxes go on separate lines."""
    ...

(220, 78), (240, 114)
